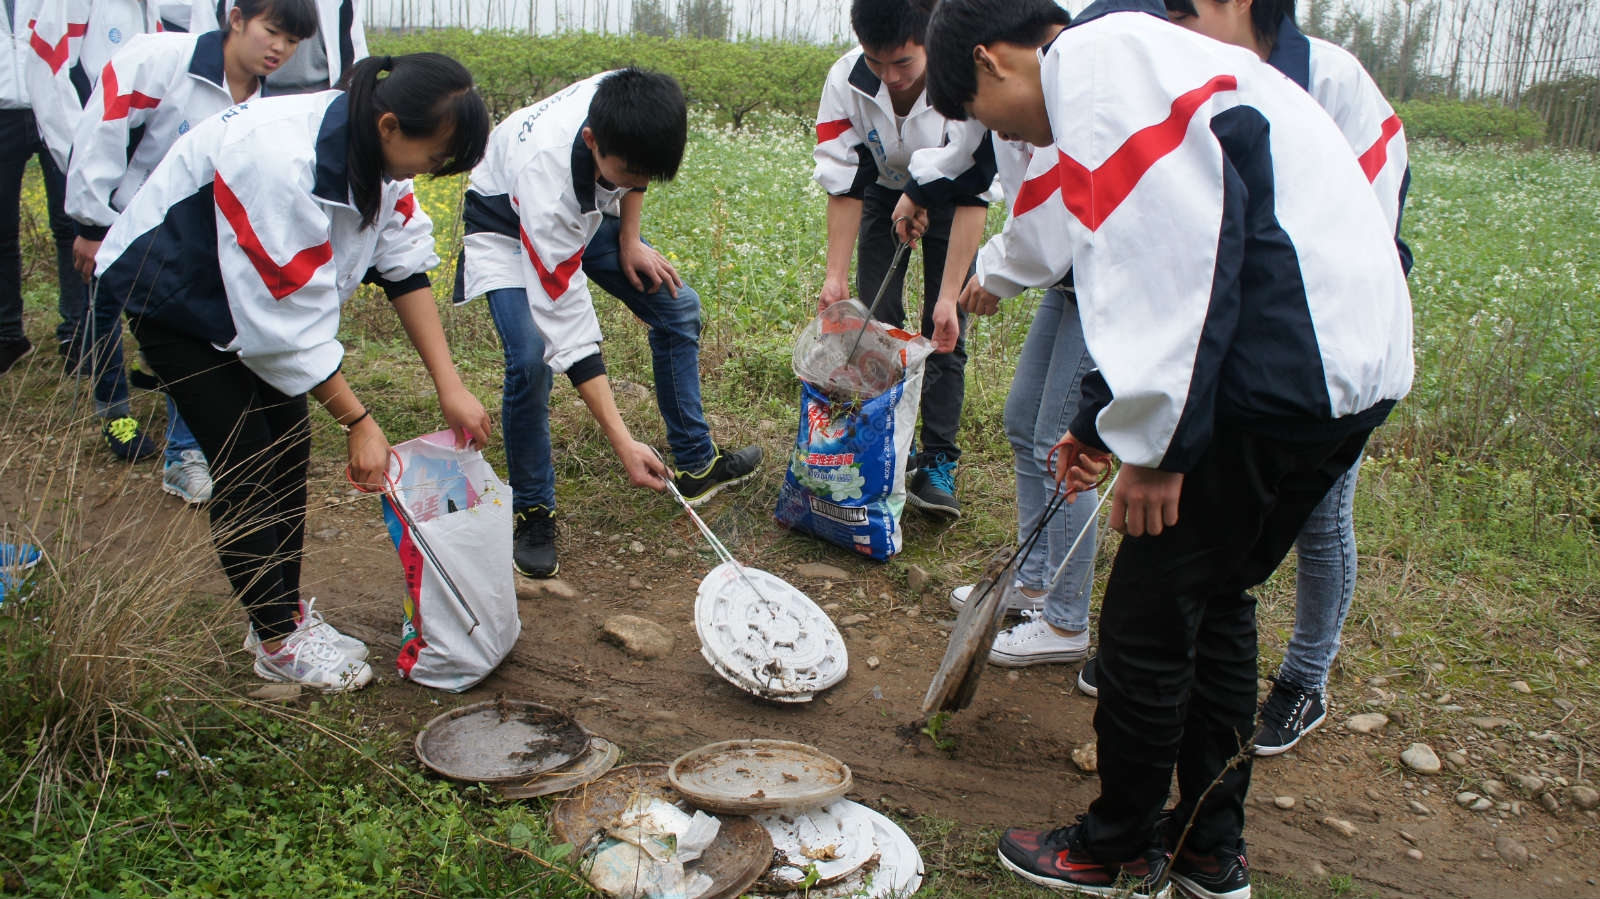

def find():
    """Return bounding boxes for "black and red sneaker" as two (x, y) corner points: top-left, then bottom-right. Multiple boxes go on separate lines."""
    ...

(1168, 842), (1251, 899)
(998, 821), (1172, 898)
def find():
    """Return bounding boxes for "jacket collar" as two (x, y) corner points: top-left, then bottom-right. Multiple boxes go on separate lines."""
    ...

(571, 121), (597, 213)
(313, 93), (353, 206)
(187, 29), (228, 91)
(1266, 17), (1311, 89)
(848, 53), (881, 97)
(1071, 0), (1169, 29)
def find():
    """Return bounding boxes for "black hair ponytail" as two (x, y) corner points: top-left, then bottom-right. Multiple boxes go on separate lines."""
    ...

(341, 52), (490, 228)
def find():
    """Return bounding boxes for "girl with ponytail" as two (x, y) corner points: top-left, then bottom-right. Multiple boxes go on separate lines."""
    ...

(92, 52), (493, 692)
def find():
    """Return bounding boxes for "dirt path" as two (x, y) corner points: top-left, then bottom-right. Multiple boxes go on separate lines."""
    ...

(10, 444), (1598, 898)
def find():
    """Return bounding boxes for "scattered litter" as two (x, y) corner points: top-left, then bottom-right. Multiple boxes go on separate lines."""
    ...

(552, 765), (773, 899)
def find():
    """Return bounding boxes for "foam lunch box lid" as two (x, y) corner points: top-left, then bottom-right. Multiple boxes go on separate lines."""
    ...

(695, 562), (847, 702)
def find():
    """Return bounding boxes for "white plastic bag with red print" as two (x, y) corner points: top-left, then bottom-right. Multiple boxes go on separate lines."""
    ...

(382, 431), (520, 691)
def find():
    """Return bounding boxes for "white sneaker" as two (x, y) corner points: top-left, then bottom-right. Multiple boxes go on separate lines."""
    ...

(244, 597), (369, 662)
(253, 626), (373, 692)
(162, 449), (214, 504)
(988, 611), (1092, 667)
(949, 580), (1045, 616)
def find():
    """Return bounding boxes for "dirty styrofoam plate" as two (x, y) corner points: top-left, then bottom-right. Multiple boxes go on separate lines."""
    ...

(414, 699), (590, 784)
(551, 764), (774, 899)
(922, 547), (1015, 714)
(493, 736), (620, 800)
(753, 801), (876, 890)
(695, 562), (847, 702)
(765, 800), (924, 899)
(668, 739), (852, 815)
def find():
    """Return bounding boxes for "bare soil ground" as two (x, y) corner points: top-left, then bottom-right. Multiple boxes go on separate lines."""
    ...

(10, 418), (1599, 899)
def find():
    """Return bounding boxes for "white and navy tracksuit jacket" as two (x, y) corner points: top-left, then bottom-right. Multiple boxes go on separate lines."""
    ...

(983, 0), (1412, 473)
(457, 72), (627, 386)
(66, 29), (261, 240)
(188, 0), (364, 92)
(3, 0), (45, 111)
(25, 0), (162, 169)
(93, 91), (435, 396)
(1267, 18), (1412, 273)
(979, 18), (1414, 297)
(813, 47), (995, 208)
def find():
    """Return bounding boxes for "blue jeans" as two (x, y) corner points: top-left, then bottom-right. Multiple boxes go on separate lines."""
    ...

(486, 287), (556, 512)
(1277, 457), (1361, 692)
(1004, 286), (1096, 632)
(487, 215), (714, 512)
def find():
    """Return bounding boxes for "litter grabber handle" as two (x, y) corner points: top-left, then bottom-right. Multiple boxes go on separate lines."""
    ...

(844, 220), (914, 363)
(1047, 435), (1113, 494)
(656, 449), (778, 608)
(356, 451), (484, 634)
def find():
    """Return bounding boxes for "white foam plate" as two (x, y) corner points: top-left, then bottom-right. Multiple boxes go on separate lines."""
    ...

(763, 800), (923, 899)
(755, 801), (876, 889)
(695, 562), (847, 701)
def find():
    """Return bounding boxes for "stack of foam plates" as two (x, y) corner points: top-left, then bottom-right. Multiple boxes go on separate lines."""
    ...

(413, 699), (620, 799)
(694, 562), (848, 702)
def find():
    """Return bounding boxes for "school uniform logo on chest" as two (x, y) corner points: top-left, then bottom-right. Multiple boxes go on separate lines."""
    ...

(108, 27), (122, 43)
(178, 120), (190, 134)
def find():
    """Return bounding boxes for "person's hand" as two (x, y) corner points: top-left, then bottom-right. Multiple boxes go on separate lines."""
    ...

(958, 278), (1001, 316)
(818, 277), (851, 311)
(1110, 463), (1183, 537)
(619, 439), (669, 490)
(892, 194), (929, 247)
(930, 295), (961, 353)
(619, 238), (683, 297)
(1049, 431), (1111, 499)
(72, 237), (101, 284)
(437, 382), (491, 449)
(346, 416), (391, 492)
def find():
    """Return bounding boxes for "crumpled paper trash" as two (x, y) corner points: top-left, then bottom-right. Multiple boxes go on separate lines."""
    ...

(584, 797), (721, 899)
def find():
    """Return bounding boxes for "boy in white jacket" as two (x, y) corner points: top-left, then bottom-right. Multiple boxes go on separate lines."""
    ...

(1163, 0), (1412, 759)
(458, 69), (758, 580)
(67, 0), (317, 501)
(925, 0), (1412, 895)
(813, 0), (995, 518)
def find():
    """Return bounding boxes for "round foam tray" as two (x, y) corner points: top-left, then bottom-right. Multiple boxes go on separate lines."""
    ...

(414, 699), (590, 784)
(668, 739), (852, 816)
(761, 800), (923, 899)
(695, 562), (847, 702)
(753, 800), (876, 891)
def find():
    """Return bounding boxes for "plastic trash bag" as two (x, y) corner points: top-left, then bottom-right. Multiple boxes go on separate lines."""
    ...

(383, 431), (520, 691)
(776, 309), (934, 561)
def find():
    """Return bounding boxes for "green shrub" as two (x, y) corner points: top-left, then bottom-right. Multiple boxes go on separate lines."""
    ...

(369, 30), (841, 125)
(1395, 99), (1546, 147)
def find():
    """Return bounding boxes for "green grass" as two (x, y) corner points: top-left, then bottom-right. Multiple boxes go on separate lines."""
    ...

(2, 107), (1597, 897)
